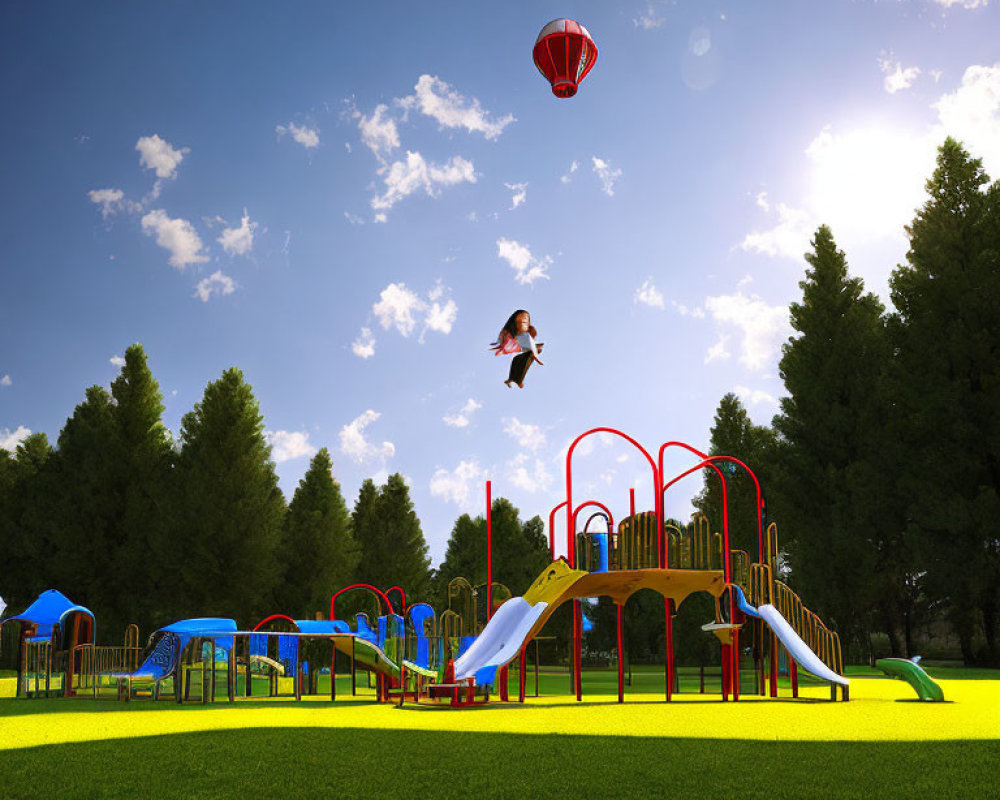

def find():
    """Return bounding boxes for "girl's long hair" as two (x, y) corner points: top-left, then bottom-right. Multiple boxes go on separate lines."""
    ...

(501, 309), (529, 340)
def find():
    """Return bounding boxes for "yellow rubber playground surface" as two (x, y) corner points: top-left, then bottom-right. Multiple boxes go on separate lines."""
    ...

(2, 675), (998, 751)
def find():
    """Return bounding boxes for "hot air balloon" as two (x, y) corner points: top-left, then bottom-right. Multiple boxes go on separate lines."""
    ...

(533, 18), (598, 98)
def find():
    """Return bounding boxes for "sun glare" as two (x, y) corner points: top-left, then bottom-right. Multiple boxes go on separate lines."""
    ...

(805, 123), (935, 245)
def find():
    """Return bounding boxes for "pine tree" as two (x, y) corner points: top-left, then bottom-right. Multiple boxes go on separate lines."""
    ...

(433, 500), (551, 613)
(772, 225), (890, 656)
(108, 344), (174, 637)
(279, 447), (357, 618)
(174, 367), (285, 627)
(47, 386), (119, 627)
(889, 138), (1000, 665)
(0, 434), (54, 611)
(353, 474), (431, 603)
(351, 478), (381, 585)
(694, 393), (776, 560)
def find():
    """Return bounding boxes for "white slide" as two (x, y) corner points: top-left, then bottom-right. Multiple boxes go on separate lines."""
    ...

(454, 597), (549, 681)
(757, 604), (849, 687)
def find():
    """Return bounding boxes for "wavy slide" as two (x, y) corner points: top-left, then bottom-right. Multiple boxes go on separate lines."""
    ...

(876, 657), (945, 701)
(331, 635), (438, 680)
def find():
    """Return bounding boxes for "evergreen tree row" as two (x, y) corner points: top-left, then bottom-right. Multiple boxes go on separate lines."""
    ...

(0, 349), (433, 642)
(695, 138), (1000, 667)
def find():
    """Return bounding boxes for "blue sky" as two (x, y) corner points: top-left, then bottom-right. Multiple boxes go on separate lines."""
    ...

(2, 0), (999, 567)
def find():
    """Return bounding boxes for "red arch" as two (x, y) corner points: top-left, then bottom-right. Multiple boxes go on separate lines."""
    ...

(565, 428), (660, 569)
(571, 500), (614, 537)
(385, 586), (407, 615)
(253, 613), (299, 632)
(329, 584), (395, 621)
(660, 443), (765, 566)
(548, 500), (569, 560)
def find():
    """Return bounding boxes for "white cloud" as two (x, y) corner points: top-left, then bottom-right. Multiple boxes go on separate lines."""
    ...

(443, 397), (482, 428)
(634, 3), (666, 29)
(879, 56), (921, 94)
(705, 334), (730, 364)
(373, 283), (423, 336)
(496, 237), (552, 285)
(340, 409), (395, 464)
(429, 459), (486, 509)
(344, 212), (365, 225)
(352, 327), (376, 359)
(740, 201), (815, 260)
(265, 430), (318, 462)
(88, 187), (140, 218)
(401, 75), (515, 140)
(1, 374), (11, 387)
(110, 355), (126, 367)
(929, 0), (988, 8)
(556, 430), (615, 463)
(136, 134), (188, 179)
(503, 417), (546, 452)
(561, 160), (579, 184)
(194, 270), (236, 302)
(357, 104), (399, 163)
(592, 157), (622, 196)
(507, 452), (554, 493)
(366, 282), (459, 342)
(734, 385), (778, 408)
(276, 122), (320, 149)
(755, 191), (770, 212)
(933, 62), (1000, 174)
(0, 425), (31, 451)
(217, 209), (257, 256)
(704, 292), (789, 371)
(634, 278), (665, 309)
(141, 209), (209, 270)
(671, 300), (706, 318)
(425, 297), (458, 335)
(506, 182), (528, 210)
(370, 151), (477, 214)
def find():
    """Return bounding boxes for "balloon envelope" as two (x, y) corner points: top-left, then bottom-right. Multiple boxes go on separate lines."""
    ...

(533, 18), (598, 98)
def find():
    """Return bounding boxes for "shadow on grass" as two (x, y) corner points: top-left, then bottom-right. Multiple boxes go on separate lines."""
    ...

(1, 727), (997, 800)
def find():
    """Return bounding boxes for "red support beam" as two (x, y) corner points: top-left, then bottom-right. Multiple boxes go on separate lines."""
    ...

(486, 480), (493, 620)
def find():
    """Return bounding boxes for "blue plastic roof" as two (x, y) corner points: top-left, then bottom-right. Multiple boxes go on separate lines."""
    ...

(159, 618), (236, 635)
(157, 618), (236, 653)
(3, 589), (94, 640)
(295, 619), (352, 635)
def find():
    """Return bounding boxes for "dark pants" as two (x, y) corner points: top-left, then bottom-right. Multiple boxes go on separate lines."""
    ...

(508, 352), (533, 384)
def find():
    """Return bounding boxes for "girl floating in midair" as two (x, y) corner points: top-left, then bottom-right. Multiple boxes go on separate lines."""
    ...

(490, 309), (544, 388)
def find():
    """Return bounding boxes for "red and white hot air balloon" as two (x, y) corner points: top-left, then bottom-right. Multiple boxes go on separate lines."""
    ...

(532, 18), (598, 98)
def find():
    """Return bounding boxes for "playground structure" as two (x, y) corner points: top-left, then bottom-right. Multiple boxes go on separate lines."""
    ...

(1, 428), (849, 706)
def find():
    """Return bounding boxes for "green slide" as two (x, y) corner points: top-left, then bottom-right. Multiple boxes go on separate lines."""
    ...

(875, 658), (945, 702)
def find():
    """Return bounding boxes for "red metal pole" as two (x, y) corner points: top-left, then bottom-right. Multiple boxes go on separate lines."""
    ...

(664, 600), (673, 701)
(733, 628), (741, 701)
(519, 647), (526, 702)
(770, 634), (779, 697)
(616, 604), (624, 703)
(721, 643), (731, 701)
(486, 480), (493, 621)
(548, 500), (567, 562)
(574, 599), (582, 701)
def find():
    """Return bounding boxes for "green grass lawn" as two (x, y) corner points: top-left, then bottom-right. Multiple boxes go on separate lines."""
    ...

(1, 665), (997, 800)
(1, 726), (996, 800)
